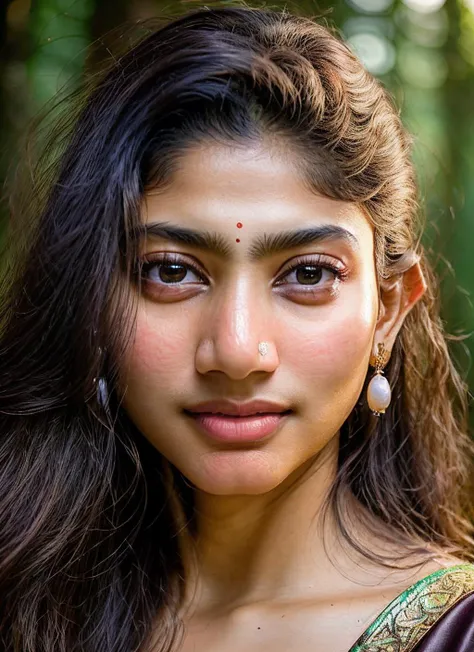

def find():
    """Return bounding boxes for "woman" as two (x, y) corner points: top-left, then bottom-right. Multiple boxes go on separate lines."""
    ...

(0, 4), (473, 651)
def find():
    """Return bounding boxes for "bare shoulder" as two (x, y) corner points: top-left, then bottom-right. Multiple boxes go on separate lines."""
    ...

(368, 551), (469, 594)
(411, 552), (471, 578)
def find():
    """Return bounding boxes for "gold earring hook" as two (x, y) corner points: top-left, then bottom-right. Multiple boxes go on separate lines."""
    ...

(369, 343), (390, 374)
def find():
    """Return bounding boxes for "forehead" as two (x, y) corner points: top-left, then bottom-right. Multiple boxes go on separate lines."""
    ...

(141, 143), (374, 248)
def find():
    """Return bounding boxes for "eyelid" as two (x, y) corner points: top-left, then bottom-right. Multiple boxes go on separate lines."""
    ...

(275, 253), (349, 281)
(279, 253), (346, 271)
(139, 251), (350, 284)
(142, 251), (346, 268)
(141, 252), (208, 279)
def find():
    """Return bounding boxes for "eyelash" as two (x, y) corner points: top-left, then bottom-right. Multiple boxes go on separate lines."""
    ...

(137, 252), (349, 289)
(277, 255), (349, 286)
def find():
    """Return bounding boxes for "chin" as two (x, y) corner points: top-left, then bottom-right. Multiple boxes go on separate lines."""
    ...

(187, 449), (287, 495)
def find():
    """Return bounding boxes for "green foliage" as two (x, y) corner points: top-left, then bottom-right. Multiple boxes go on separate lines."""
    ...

(28, 0), (94, 106)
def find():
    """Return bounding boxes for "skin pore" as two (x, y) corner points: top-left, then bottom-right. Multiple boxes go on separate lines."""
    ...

(121, 142), (459, 652)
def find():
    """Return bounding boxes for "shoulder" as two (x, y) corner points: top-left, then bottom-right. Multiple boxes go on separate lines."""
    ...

(412, 565), (474, 651)
(350, 559), (474, 652)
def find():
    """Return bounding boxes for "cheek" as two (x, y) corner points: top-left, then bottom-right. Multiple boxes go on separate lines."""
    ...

(294, 318), (372, 375)
(131, 313), (186, 372)
(122, 309), (192, 396)
(284, 293), (377, 407)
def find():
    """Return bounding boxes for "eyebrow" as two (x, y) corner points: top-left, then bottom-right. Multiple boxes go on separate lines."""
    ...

(132, 221), (359, 261)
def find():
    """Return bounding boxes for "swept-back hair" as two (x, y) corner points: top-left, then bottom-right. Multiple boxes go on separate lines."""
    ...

(0, 5), (472, 651)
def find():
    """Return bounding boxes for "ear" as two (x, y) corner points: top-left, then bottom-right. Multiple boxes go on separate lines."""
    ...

(372, 262), (427, 359)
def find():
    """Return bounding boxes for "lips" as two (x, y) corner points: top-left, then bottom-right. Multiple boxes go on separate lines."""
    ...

(184, 398), (291, 417)
(183, 399), (293, 443)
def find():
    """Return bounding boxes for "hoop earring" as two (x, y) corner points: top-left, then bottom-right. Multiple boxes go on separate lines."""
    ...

(367, 343), (391, 417)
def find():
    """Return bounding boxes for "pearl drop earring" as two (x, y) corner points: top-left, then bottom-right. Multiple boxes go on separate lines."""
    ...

(367, 343), (391, 417)
(94, 376), (109, 409)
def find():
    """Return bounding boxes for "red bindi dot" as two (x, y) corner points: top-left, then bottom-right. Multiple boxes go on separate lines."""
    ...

(236, 238), (240, 243)
(236, 222), (243, 228)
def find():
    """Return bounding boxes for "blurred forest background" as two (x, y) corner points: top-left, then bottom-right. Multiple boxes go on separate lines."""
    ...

(0, 0), (473, 409)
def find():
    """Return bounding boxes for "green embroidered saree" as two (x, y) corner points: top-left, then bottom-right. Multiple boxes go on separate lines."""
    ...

(349, 564), (474, 652)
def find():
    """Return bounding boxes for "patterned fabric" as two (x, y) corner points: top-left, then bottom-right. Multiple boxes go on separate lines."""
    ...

(349, 563), (474, 652)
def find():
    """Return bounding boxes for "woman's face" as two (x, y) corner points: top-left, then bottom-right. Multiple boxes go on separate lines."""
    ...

(121, 142), (379, 495)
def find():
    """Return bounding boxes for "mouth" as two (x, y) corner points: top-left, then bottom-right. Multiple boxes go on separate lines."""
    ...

(183, 409), (293, 443)
(184, 410), (293, 417)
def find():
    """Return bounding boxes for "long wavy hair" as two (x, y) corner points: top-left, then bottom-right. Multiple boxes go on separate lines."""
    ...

(0, 5), (473, 651)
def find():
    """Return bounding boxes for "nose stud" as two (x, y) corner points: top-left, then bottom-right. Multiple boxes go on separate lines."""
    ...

(258, 342), (269, 356)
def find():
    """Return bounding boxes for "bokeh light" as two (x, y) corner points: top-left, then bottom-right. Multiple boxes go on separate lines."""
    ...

(346, 0), (394, 13)
(395, 5), (448, 47)
(398, 42), (448, 87)
(347, 31), (396, 75)
(402, 0), (446, 13)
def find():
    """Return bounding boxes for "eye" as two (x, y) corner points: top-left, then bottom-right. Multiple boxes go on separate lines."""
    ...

(140, 254), (205, 285)
(281, 265), (329, 286)
(275, 255), (348, 288)
(135, 253), (349, 301)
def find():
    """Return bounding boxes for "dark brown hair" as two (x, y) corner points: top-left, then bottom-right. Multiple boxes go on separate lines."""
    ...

(0, 5), (472, 651)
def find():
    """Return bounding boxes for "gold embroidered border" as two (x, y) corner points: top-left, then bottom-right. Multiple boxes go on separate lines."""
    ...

(349, 564), (474, 652)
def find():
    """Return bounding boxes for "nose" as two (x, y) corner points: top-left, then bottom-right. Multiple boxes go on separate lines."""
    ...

(194, 276), (279, 380)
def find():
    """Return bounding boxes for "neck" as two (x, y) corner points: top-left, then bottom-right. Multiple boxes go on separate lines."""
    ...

(178, 434), (427, 617)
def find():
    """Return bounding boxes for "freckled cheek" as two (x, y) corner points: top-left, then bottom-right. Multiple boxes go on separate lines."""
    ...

(123, 313), (190, 385)
(287, 295), (376, 384)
